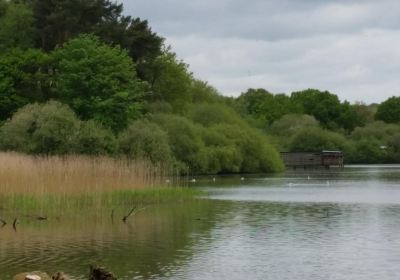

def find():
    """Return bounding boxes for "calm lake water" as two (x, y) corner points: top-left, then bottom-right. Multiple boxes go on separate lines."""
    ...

(1, 165), (400, 279)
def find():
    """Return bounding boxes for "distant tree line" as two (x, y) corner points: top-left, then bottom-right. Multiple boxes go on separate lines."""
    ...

(0, 0), (399, 173)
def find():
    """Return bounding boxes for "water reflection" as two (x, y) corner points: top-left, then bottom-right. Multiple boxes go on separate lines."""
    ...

(1, 166), (400, 280)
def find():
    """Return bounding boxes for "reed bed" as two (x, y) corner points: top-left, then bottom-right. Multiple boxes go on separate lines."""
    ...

(0, 152), (197, 213)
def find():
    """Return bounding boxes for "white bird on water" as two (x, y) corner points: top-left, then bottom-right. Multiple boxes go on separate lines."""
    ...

(241, 177), (245, 181)
(190, 178), (196, 183)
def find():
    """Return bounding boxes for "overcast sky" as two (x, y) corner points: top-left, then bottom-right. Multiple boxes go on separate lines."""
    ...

(122, 0), (400, 103)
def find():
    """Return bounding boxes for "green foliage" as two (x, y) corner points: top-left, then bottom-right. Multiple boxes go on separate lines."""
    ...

(289, 127), (350, 153)
(118, 119), (172, 164)
(270, 114), (319, 136)
(0, 101), (80, 154)
(352, 102), (377, 126)
(376, 96), (400, 124)
(29, 0), (123, 50)
(237, 88), (301, 125)
(0, 1), (35, 50)
(97, 17), (164, 81)
(348, 139), (388, 164)
(76, 120), (116, 155)
(0, 48), (51, 120)
(53, 34), (145, 131)
(150, 50), (193, 113)
(190, 80), (220, 104)
(211, 124), (284, 173)
(188, 103), (245, 127)
(152, 114), (207, 173)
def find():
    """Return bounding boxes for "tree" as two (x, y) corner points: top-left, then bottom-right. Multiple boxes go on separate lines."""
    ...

(0, 48), (52, 120)
(53, 35), (145, 132)
(26, 0), (164, 80)
(76, 120), (116, 155)
(0, 101), (80, 154)
(118, 119), (172, 164)
(376, 96), (400, 124)
(0, 1), (35, 50)
(289, 127), (350, 153)
(150, 50), (193, 112)
(28, 0), (122, 50)
(97, 16), (164, 81)
(151, 114), (207, 173)
(237, 89), (301, 125)
(291, 89), (342, 129)
(270, 114), (319, 137)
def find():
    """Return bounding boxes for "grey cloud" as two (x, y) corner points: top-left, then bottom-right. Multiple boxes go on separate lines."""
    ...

(121, 0), (400, 103)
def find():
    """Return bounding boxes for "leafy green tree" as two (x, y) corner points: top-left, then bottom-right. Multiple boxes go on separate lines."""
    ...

(376, 96), (400, 123)
(0, 1), (35, 50)
(150, 50), (193, 113)
(212, 124), (284, 173)
(289, 127), (350, 153)
(349, 139), (387, 164)
(190, 80), (220, 104)
(118, 119), (172, 164)
(28, 0), (122, 50)
(151, 114), (207, 173)
(291, 89), (342, 129)
(270, 114), (319, 136)
(188, 103), (245, 127)
(0, 48), (52, 120)
(0, 101), (80, 154)
(76, 120), (116, 155)
(352, 102), (377, 126)
(53, 34), (145, 132)
(237, 89), (301, 125)
(97, 16), (164, 81)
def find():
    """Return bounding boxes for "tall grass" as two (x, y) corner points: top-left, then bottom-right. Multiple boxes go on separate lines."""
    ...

(0, 152), (197, 213)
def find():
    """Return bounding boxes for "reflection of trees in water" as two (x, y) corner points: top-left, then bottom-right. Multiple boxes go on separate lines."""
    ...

(0, 200), (220, 280)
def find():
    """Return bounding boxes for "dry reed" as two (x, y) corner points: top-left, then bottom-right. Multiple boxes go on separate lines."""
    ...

(0, 152), (170, 196)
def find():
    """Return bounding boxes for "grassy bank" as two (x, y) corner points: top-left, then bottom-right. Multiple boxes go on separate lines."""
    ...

(0, 153), (201, 214)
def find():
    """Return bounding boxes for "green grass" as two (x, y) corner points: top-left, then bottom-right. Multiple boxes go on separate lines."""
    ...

(0, 187), (205, 214)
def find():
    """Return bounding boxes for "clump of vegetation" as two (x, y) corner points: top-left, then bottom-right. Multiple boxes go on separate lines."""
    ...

(0, 152), (199, 213)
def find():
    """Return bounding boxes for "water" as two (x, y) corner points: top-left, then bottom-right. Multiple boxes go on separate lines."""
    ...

(1, 165), (400, 279)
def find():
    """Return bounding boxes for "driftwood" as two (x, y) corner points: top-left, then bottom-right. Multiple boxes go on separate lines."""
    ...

(122, 206), (137, 223)
(12, 218), (18, 231)
(89, 265), (117, 280)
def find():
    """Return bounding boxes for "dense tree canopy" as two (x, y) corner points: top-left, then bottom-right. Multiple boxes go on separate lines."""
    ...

(376, 96), (400, 124)
(53, 35), (145, 131)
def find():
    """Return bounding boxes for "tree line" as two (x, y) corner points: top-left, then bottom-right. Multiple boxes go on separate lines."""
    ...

(0, 0), (399, 173)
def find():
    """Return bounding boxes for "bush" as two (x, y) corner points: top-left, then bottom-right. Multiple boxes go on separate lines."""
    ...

(151, 114), (207, 173)
(376, 96), (400, 124)
(289, 127), (350, 153)
(0, 101), (80, 154)
(118, 119), (172, 164)
(76, 120), (116, 155)
(188, 103), (245, 127)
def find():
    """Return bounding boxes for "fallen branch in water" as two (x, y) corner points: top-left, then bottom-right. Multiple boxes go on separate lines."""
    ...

(12, 218), (17, 231)
(0, 218), (6, 227)
(122, 206), (137, 223)
(122, 205), (150, 223)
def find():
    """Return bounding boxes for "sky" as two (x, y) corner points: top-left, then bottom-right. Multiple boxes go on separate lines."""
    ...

(122, 0), (400, 104)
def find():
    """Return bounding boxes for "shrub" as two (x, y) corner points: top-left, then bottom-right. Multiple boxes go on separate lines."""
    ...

(76, 120), (116, 155)
(0, 101), (80, 154)
(118, 119), (172, 164)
